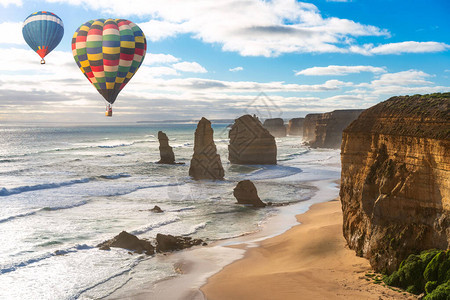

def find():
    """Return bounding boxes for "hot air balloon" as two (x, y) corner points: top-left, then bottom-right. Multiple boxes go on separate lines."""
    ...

(22, 11), (64, 64)
(72, 19), (147, 117)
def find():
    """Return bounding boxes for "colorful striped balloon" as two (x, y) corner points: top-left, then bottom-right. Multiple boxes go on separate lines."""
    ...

(72, 19), (147, 105)
(22, 11), (64, 64)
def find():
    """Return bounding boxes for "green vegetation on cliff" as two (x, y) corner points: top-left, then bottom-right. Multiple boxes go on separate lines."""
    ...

(383, 249), (450, 299)
(345, 92), (450, 140)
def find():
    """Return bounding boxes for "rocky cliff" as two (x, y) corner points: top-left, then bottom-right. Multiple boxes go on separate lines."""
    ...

(340, 93), (450, 273)
(189, 117), (224, 180)
(287, 118), (304, 136)
(307, 110), (364, 148)
(228, 115), (277, 165)
(302, 113), (321, 143)
(263, 118), (286, 137)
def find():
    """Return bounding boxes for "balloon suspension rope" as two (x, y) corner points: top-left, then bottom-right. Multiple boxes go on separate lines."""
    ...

(40, 59), (45, 64)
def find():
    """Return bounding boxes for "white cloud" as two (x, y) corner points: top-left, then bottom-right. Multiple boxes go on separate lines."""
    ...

(137, 66), (179, 78)
(350, 70), (450, 97)
(0, 0), (22, 7)
(138, 20), (187, 42)
(45, 0), (390, 57)
(172, 61), (207, 73)
(143, 53), (180, 65)
(371, 41), (449, 54)
(229, 66), (243, 72)
(370, 70), (433, 86)
(129, 77), (352, 93)
(2, 43), (360, 121)
(296, 65), (386, 76)
(0, 22), (25, 45)
(350, 41), (450, 55)
(0, 48), (77, 75)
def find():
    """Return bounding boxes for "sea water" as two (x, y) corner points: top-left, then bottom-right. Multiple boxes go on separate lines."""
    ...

(0, 123), (340, 299)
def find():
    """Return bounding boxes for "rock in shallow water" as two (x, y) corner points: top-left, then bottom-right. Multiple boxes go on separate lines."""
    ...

(228, 115), (277, 165)
(157, 131), (176, 164)
(156, 233), (205, 252)
(189, 117), (224, 180)
(97, 231), (155, 255)
(150, 205), (164, 213)
(233, 180), (266, 208)
(97, 231), (206, 255)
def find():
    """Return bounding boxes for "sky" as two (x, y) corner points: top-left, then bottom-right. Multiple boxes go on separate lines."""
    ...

(0, 0), (449, 123)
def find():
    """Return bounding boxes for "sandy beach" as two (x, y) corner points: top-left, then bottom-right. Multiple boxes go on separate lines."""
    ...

(201, 199), (417, 300)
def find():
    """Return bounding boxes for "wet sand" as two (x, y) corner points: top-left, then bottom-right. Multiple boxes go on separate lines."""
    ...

(201, 200), (417, 300)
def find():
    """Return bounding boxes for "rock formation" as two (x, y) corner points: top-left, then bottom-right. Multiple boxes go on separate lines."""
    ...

(98, 231), (206, 255)
(310, 109), (364, 148)
(303, 110), (364, 148)
(287, 118), (304, 136)
(155, 233), (205, 252)
(189, 117), (224, 180)
(150, 205), (163, 213)
(157, 131), (175, 164)
(302, 113), (321, 143)
(263, 118), (286, 137)
(228, 115), (277, 165)
(98, 231), (155, 255)
(233, 180), (266, 207)
(340, 93), (449, 273)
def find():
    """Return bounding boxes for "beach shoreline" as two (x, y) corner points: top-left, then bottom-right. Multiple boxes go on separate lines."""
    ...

(107, 179), (341, 299)
(201, 199), (418, 300)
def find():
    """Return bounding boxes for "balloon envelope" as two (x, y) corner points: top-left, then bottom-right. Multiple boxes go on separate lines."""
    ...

(72, 19), (147, 105)
(22, 11), (64, 61)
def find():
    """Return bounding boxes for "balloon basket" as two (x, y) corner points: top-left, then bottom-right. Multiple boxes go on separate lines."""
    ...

(40, 59), (45, 64)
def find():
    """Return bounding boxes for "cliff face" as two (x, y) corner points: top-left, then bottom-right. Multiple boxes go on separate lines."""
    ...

(340, 93), (450, 273)
(229, 115), (277, 165)
(263, 118), (286, 137)
(303, 113), (321, 143)
(287, 118), (304, 136)
(310, 109), (364, 149)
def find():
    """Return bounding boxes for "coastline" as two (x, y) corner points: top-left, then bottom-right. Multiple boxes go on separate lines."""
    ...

(107, 179), (341, 299)
(201, 200), (418, 300)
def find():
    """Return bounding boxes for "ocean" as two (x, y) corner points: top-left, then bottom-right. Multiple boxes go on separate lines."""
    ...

(0, 123), (340, 299)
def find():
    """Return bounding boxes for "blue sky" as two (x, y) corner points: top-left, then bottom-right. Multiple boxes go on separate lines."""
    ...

(0, 0), (448, 122)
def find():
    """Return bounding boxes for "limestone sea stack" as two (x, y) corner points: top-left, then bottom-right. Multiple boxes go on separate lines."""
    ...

(228, 115), (277, 165)
(302, 113), (321, 143)
(189, 117), (225, 180)
(157, 131), (175, 164)
(340, 93), (449, 273)
(303, 110), (364, 148)
(310, 109), (364, 149)
(287, 118), (304, 136)
(263, 118), (286, 137)
(233, 180), (266, 207)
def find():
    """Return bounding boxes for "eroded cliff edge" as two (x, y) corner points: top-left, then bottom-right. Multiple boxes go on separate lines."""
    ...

(340, 93), (450, 273)
(303, 110), (364, 148)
